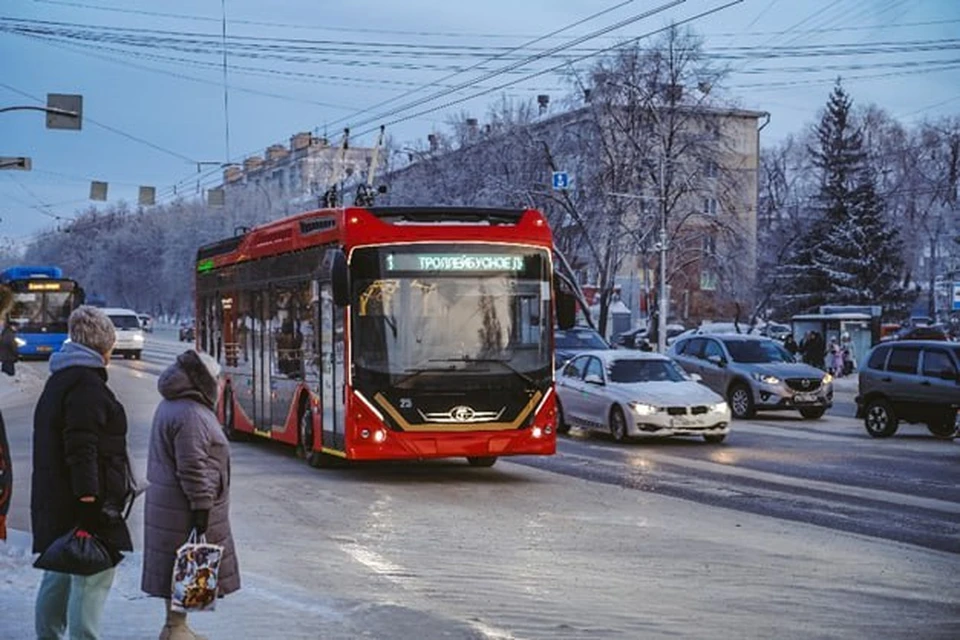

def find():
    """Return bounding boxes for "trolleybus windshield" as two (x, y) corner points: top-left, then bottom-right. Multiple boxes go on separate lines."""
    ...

(350, 244), (551, 390)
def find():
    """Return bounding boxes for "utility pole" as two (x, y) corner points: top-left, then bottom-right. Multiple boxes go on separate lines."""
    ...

(657, 158), (668, 354)
(607, 158), (670, 352)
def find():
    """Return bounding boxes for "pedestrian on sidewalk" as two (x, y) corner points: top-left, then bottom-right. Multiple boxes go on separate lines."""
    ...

(783, 334), (799, 361)
(142, 349), (240, 640)
(32, 305), (134, 640)
(0, 285), (14, 540)
(0, 411), (10, 541)
(0, 320), (19, 377)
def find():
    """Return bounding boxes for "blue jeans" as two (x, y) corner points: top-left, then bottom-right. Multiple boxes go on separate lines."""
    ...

(35, 568), (116, 640)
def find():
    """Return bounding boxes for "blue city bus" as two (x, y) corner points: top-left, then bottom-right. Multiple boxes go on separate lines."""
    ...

(0, 266), (85, 357)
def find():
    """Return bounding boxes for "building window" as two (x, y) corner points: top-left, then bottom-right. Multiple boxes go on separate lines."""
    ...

(704, 159), (719, 178)
(702, 235), (716, 256)
(703, 198), (718, 216)
(700, 269), (718, 291)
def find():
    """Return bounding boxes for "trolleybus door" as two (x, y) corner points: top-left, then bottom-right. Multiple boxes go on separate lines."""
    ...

(320, 283), (345, 450)
(252, 290), (272, 434)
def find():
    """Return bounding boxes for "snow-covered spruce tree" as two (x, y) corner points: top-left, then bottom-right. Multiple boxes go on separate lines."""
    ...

(776, 80), (905, 313)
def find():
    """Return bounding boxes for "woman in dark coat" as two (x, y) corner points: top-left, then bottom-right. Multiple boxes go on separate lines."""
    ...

(32, 305), (133, 639)
(142, 349), (239, 640)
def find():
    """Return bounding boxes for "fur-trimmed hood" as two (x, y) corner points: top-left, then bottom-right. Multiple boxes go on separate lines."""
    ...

(158, 349), (220, 409)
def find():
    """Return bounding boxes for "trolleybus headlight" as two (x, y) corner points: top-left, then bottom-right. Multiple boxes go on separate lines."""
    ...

(532, 426), (543, 438)
(544, 426), (553, 435)
(360, 428), (370, 439)
(373, 429), (386, 443)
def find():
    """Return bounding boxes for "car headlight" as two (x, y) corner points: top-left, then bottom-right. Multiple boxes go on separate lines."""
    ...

(822, 373), (833, 385)
(14, 337), (26, 347)
(629, 401), (657, 416)
(752, 372), (780, 385)
(710, 401), (729, 413)
(132, 334), (145, 342)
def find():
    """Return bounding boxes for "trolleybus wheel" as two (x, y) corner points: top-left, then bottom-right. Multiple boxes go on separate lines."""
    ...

(466, 456), (498, 468)
(297, 402), (327, 468)
(556, 400), (571, 435)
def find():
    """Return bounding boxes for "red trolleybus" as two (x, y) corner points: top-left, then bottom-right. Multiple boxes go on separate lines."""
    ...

(195, 206), (575, 468)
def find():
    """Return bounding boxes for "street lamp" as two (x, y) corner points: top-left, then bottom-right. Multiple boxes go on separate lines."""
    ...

(0, 94), (83, 130)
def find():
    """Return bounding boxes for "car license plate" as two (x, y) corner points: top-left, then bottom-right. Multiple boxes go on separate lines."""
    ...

(671, 416), (697, 428)
(37, 346), (52, 352)
(794, 393), (817, 403)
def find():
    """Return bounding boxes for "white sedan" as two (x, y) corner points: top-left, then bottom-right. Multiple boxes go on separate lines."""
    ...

(555, 350), (731, 443)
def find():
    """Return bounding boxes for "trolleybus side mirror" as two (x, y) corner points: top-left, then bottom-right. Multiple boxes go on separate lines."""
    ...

(556, 290), (576, 330)
(331, 249), (350, 307)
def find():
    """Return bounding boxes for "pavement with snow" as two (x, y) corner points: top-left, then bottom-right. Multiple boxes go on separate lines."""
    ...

(0, 337), (958, 639)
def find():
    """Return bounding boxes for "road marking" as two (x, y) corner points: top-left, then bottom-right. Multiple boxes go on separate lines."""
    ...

(556, 445), (960, 515)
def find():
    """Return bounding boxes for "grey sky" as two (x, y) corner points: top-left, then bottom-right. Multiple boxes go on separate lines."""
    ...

(1, 0), (958, 241)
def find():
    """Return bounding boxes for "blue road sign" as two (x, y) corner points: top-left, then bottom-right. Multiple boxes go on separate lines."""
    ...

(552, 171), (570, 190)
(952, 282), (960, 311)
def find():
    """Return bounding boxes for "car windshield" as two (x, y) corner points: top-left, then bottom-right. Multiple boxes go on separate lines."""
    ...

(109, 315), (141, 330)
(723, 338), (794, 363)
(608, 358), (688, 383)
(555, 328), (607, 350)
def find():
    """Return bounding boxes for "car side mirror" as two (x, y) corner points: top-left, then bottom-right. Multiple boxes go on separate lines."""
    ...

(555, 289), (576, 330)
(584, 373), (604, 385)
(689, 372), (703, 382)
(707, 354), (726, 367)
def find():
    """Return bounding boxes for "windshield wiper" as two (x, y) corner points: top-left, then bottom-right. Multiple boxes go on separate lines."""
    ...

(429, 357), (536, 385)
(392, 365), (458, 388)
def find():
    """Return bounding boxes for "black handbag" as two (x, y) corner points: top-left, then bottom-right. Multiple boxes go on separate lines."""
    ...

(33, 527), (123, 576)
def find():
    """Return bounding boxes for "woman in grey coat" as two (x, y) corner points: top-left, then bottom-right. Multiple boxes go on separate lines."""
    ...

(142, 349), (240, 640)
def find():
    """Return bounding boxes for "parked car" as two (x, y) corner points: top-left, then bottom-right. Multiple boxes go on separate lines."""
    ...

(760, 322), (792, 341)
(855, 341), (960, 438)
(103, 307), (145, 360)
(179, 321), (196, 343)
(888, 325), (950, 342)
(554, 326), (609, 368)
(668, 333), (833, 420)
(616, 324), (686, 350)
(555, 350), (730, 443)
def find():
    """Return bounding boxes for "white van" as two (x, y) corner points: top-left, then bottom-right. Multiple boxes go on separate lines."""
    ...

(102, 307), (145, 360)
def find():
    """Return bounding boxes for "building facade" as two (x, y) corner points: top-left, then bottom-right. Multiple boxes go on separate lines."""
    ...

(220, 132), (379, 214)
(381, 104), (766, 334)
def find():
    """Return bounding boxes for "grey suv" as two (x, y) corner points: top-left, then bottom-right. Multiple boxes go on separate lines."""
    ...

(668, 333), (833, 419)
(855, 340), (960, 438)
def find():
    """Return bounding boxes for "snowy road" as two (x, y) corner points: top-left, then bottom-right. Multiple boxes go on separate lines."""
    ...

(1, 334), (959, 639)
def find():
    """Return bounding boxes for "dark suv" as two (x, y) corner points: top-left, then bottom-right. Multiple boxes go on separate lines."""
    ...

(856, 341), (960, 438)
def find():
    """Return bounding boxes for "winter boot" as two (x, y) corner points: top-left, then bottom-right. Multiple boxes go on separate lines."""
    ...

(159, 601), (208, 640)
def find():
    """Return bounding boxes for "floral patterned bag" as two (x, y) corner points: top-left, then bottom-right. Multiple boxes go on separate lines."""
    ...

(170, 529), (224, 613)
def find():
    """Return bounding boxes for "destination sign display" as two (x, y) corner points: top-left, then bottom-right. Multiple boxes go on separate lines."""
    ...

(385, 253), (526, 272)
(28, 282), (62, 291)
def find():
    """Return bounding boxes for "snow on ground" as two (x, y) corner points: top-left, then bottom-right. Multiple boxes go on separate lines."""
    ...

(0, 363), (46, 405)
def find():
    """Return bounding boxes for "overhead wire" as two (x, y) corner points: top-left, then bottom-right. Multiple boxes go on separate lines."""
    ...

(150, 0), (688, 202)
(355, 0), (746, 138)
